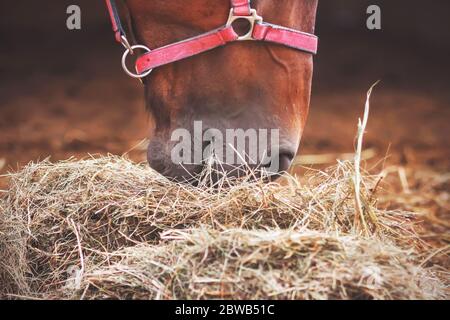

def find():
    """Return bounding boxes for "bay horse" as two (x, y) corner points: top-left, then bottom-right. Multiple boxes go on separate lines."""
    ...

(106, 0), (319, 183)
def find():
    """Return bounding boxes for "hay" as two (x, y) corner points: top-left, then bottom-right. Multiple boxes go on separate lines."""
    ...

(0, 156), (447, 300)
(76, 229), (443, 300)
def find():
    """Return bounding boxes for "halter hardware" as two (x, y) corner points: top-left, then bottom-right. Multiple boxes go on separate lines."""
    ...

(105, 0), (318, 81)
(226, 9), (263, 41)
(121, 45), (152, 79)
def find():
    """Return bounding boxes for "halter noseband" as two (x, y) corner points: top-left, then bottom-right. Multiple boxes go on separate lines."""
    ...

(105, 0), (318, 80)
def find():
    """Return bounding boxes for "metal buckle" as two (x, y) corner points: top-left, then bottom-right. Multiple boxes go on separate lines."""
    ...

(226, 9), (263, 41)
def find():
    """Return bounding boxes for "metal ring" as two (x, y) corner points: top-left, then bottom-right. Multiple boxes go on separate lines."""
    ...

(121, 45), (153, 79)
(226, 8), (263, 41)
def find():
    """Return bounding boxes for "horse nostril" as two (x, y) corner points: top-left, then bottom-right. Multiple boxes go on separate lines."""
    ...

(263, 151), (295, 180)
(278, 152), (295, 173)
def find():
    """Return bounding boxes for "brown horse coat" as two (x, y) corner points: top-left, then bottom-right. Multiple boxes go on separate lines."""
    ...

(123, 0), (319, 181)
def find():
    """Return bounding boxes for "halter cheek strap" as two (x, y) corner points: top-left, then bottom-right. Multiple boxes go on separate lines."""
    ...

(105, 0), (127, 45)
(105, 0), (318, 79)
(231, 0), (252, 16)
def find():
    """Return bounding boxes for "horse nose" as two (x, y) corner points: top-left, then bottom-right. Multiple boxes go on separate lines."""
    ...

(147, 137), (296, 184)
(278, 151), (295, 173)
(147, 140), (204, 183)
(264, 149), (295, 179)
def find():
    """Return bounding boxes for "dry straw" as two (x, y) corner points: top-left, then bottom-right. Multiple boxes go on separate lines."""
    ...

(0, 87), (448, 299)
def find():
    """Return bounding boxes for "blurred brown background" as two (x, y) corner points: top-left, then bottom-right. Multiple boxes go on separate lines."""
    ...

(1, 0), (449, 182)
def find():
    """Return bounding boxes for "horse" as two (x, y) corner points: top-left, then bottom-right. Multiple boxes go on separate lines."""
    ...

(106, 0), (319, 183)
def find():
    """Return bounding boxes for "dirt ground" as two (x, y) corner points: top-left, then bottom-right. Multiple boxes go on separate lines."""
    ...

(1, 1), (449, 185)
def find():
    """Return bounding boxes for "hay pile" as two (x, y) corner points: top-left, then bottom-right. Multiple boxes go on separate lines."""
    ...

(0, 156), (447, 300)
